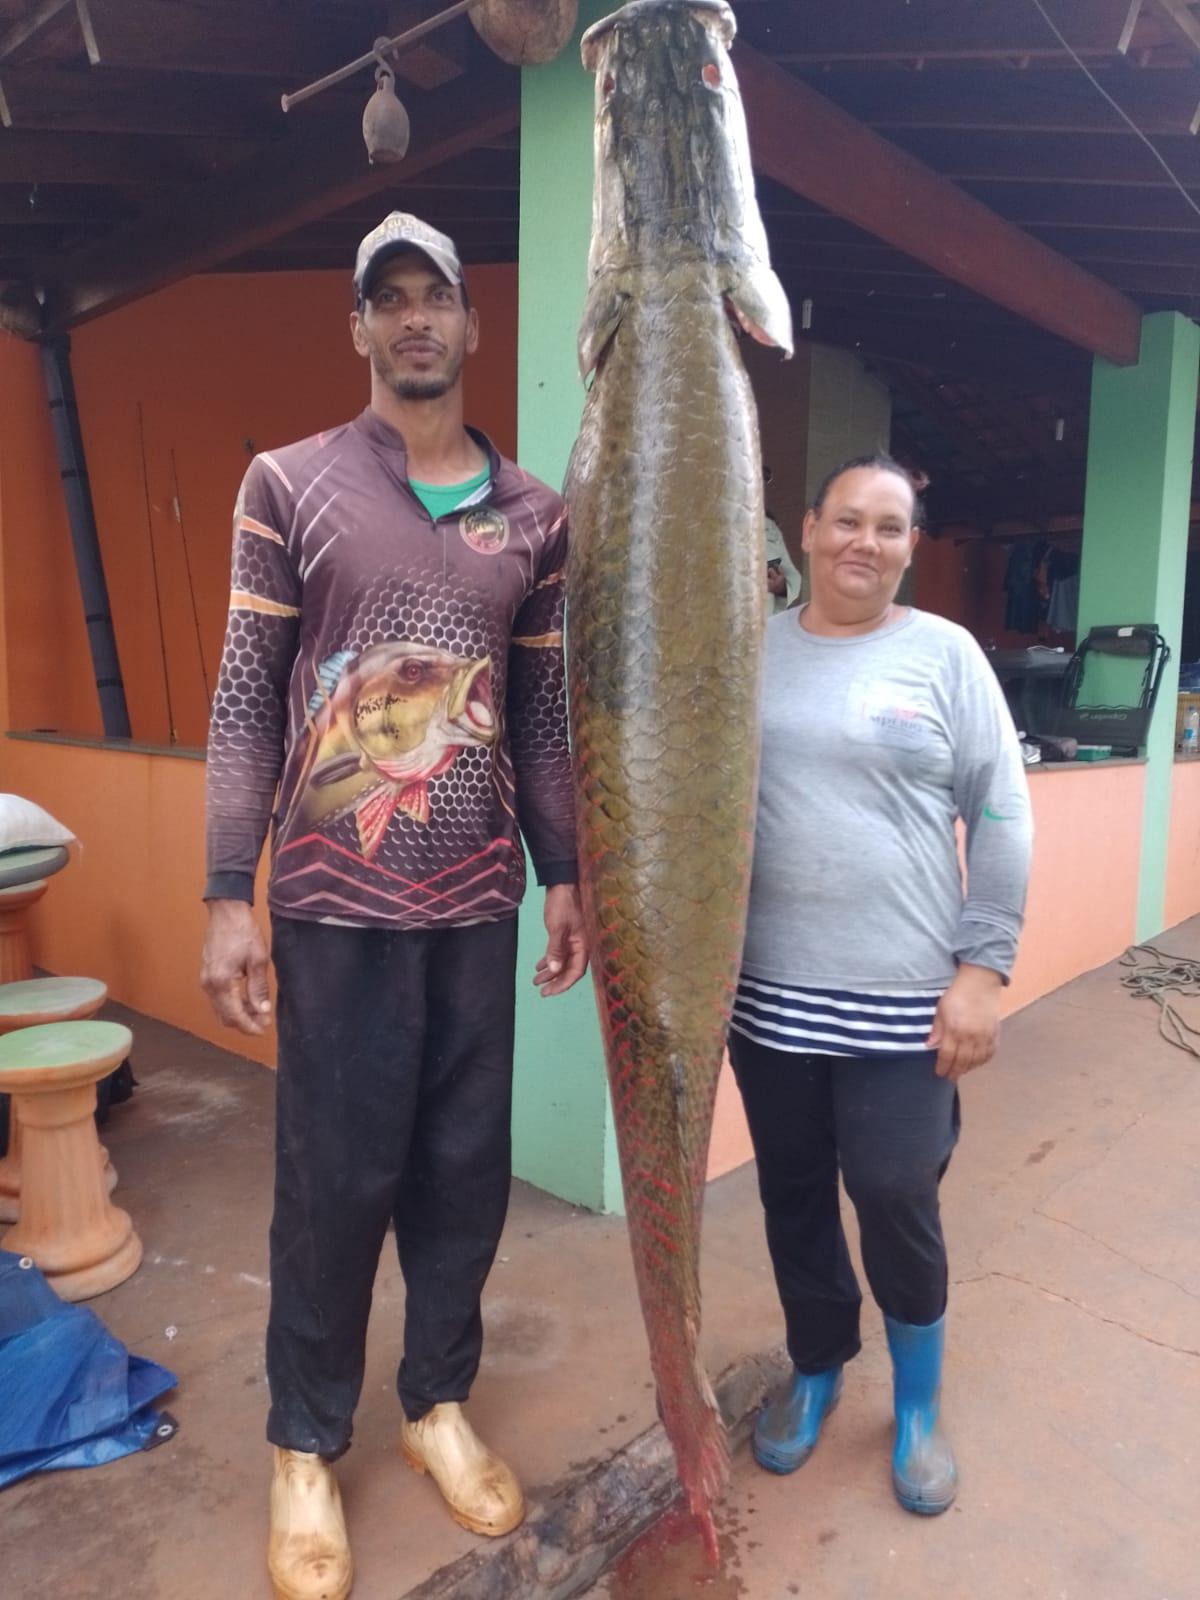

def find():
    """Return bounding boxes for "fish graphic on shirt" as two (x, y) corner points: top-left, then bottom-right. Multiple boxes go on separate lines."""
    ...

(288, 641), (497, 860)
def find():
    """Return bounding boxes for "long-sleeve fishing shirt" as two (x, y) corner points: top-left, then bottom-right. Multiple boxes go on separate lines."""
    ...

(204, 408), (577, 928)
(734, 607), (1033, 1057)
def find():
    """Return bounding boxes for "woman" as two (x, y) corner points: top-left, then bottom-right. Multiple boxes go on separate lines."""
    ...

(731, 453), (1032, 1514)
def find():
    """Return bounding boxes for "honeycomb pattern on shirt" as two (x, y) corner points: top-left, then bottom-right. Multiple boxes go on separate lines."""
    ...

(299, 569), (513, 879)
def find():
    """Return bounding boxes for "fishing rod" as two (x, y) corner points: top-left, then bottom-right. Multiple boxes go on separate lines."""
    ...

(136, 402), (177, 745)
(169, 447), (213, 712)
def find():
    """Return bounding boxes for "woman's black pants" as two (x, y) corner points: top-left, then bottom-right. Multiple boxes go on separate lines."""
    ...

(729, 1033), (960, 1373)
(265, 914), (517, 1459)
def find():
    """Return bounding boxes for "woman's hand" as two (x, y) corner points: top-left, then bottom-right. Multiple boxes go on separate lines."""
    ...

(926, 963), (1003, 1081)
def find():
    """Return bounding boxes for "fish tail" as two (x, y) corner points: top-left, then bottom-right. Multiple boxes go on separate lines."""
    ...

(655, 1322), (728, 1563)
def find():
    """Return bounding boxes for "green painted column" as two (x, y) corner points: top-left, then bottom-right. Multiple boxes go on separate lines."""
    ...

(1077, 310), (1200, 940)
(512, 1), (623, 1213)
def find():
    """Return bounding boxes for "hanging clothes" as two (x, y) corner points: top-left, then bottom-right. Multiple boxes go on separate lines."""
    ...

(1003, 540), (1048, 634)
(1046, 549), (1081, 634)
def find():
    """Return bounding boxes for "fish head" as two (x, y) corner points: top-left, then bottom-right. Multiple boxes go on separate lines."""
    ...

(583, 1), (738, 265)
(337, 641), (496, 774)
(581, 0), (790, 352)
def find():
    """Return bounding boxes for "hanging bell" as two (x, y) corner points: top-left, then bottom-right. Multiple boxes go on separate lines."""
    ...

(363, 55), (410, 165)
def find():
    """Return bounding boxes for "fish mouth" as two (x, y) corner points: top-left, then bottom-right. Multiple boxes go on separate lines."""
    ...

(447, 655), (496, 741)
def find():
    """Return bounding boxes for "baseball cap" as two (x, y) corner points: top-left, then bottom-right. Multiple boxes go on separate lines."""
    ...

(353, 212), (463, 304)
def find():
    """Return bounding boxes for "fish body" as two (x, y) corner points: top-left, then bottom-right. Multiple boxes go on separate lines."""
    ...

(566, 0), (792, 1556)
(292, 641), (496, 857)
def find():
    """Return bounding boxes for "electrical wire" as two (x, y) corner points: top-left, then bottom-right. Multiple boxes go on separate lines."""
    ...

(1118, 943), (1200, 1056)
(1026, 0), (1200, 224)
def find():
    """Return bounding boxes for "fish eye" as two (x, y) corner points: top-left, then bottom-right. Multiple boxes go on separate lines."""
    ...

(603, 73), (615, 96)
(400, 661), (426, 683)
(702, 62), (721, 88)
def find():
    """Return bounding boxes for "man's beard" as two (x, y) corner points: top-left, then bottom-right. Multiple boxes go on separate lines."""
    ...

(373, 345), (463, 402)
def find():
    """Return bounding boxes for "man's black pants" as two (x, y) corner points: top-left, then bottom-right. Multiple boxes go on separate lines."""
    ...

(266, 914), (517, 1459)
(729, 1034), (960, 1374)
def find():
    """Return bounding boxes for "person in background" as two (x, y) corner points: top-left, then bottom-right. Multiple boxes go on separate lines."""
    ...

(764, 464), (802, 616)
(731, 453), (1032, 1516)
(201, 213), (587, 1600)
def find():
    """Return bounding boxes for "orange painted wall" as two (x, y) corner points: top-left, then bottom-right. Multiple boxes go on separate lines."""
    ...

(706, 759), (1147, 1178)
(2, 737), (275, 1068)
(912, 535), (983, 632)
(0, 333), (103, 739)
(1164, 759), (1200, 932)
(1006, 762), (1144, 1011)
(2, 267), (519, 749)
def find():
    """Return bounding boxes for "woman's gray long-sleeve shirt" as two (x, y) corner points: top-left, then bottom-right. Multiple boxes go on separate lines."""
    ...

(741, 607), (1033, 992)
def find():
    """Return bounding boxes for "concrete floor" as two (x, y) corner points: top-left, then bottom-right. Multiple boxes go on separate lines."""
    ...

(3, 925), (1199, 1600)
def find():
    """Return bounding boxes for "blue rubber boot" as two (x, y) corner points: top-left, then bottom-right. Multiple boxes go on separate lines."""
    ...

(884, 1313), (957, 1515)
(753, 1366), (843, 1475)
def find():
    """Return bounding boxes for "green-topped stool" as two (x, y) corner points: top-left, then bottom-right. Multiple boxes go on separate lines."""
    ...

(0, 1020), (141, 1301)
(0, 977), (112, 1224)
(0, 844), (71, 984)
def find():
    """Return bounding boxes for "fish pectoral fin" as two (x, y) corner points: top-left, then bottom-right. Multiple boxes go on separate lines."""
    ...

(726, 260), (794, 357)
(394, 781), (431, 826)
(355, 785), (401, 860)
(578, 279), (630, 379)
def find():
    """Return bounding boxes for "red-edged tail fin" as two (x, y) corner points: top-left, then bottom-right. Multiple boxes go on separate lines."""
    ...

(660, 1341), (729, 1567)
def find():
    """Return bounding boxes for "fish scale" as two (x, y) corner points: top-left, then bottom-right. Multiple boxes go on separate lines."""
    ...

(567, 0), (792, 1556)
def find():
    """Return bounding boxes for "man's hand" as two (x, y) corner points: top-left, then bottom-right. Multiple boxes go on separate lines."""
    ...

(200, 899), (274, 1035)
(926, 963), (1003, 1081)
(766, 565), (787, 598)
(533, 884), (589, 998)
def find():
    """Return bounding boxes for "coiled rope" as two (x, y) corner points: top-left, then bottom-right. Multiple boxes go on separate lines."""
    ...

(1118, 945), (1200, 1059)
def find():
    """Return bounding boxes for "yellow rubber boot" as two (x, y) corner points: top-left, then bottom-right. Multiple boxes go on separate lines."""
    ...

(401, 1402), (525, 1537)
(268, 1447), (354, 1600)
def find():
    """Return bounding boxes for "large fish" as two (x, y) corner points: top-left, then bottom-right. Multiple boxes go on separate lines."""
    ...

(565, 0), (792, 1558)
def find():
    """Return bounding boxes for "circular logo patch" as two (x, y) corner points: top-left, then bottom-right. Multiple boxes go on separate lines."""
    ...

(459, 507), (509, 556)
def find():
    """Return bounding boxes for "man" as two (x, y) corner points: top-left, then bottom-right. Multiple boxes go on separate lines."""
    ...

(763, 465), (801, 617)
(201, 212), (587, 1600)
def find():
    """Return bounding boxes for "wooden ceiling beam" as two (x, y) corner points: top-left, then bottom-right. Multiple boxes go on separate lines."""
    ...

(0, 183), (133, 224)
(219, 242), (520, 274)
(791, 66), (1200, 138)
(890, 126), (1200, 188)
(0, 127), (241, 183)
(40, 59), (520, 330)
(747, 0), (1137, 62)
(82, 0), (381, 80)
(736, 45), (1144, 365)
(251, 216), (520, 252)
(385, 2), (468, 90)
(1085, 258), (1200, 295)
(789, 303), (1093, 398)
(0, 63), (315, 139)
(1031, 224), (1200, 263)
(0, 0), (76, 65)
(965, 178), (1200, 228)
(328, 185), (517, 222)
(1153, 0), (1200, 55)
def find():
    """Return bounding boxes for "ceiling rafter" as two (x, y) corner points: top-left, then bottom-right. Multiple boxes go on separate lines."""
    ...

(33, 57), (519, 329)
(747, 0), (1138, 63)
(736, 44), (1144, 364)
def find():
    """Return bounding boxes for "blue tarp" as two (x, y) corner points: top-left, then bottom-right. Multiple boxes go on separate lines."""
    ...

(0, 1248), (177, 1489)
